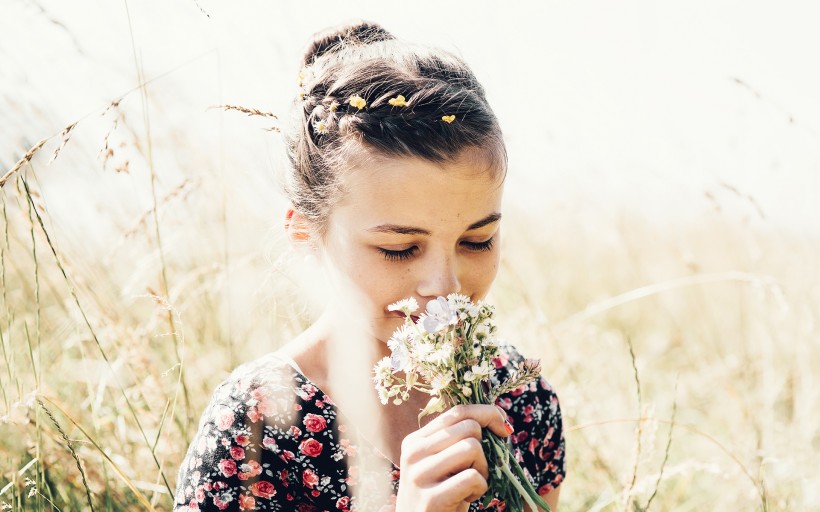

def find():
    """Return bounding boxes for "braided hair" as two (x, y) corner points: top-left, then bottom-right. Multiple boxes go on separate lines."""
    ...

(283, 21), (507, 235)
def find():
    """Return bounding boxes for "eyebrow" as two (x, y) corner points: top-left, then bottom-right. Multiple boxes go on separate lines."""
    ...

(367, 213), (501, 235)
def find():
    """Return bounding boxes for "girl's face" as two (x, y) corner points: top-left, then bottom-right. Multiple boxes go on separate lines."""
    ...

(319, 148), (504, 343)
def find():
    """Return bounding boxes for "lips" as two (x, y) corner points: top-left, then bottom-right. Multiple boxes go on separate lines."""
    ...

(388, 311), (420, 324)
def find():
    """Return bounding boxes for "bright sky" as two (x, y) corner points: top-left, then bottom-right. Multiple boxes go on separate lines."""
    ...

(2, 0), (819, 234)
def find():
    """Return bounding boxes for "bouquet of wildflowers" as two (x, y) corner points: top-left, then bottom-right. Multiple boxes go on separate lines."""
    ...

(373, 294), (551, 512)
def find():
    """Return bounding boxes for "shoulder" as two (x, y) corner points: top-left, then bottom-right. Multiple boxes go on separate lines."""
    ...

(196, 353), (305, 431)
(493, 344), (566, 492)
(175, 353), (331, 510)
(492, 344), (560, 426)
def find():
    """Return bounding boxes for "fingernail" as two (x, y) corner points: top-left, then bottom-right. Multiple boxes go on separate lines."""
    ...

(504, 419), (514, 434)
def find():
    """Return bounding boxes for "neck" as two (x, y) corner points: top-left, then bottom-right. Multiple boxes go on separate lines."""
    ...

(281, 308), (391, 390)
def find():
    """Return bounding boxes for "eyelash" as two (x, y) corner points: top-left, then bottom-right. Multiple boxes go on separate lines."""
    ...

(378, 238), (495, 262)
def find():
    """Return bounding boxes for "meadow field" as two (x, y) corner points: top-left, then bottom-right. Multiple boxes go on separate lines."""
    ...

(2, 1), (819, 510)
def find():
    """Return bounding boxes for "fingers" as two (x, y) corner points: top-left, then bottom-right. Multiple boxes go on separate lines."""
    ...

(414, 435), (489, 482)
(396, 404), (510, 511)
(409, 418), (482, 461)
(437, 467), (488, 505)
(418, 404), (511, 439)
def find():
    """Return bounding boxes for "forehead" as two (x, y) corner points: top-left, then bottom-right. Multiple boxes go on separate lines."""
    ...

(332, 148), (505, 229)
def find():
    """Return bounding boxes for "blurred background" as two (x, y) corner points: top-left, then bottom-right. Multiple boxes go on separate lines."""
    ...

(1, 0), (818, 510)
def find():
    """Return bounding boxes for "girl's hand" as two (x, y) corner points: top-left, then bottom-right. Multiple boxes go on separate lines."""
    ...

(395, 404), (513, 512)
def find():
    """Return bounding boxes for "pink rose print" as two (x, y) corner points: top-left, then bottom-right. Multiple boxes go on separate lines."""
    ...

(235, 434), (250, 446)
(299, 438), (323, 457)
(212, 495), (229, 511)
(238, 494), (255, 510)
(303, 413), (327, 433)
(217, 459), (237, 478)
(262, 436), (277, 450)
(250, 480), (276, 499)
(336, 496), (351, 510)
(216, 410), (234, 431)
(238, 460), (262, 480)
(340, 438), (356, 456)
(302, 468), (319, 488)
(230, 446), (245, 460)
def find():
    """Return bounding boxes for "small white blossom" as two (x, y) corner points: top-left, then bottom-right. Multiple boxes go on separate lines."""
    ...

(429, 345), (453, 366)
(463, 370), (476, 382)
(388, 297), (419, 316)
(462, 385), (472, 397)
(423, 297), (458, 333)
(430, 371), (454, 394)
(471, 361), (492, 379)
(473, 323), (490, 341)
(447, 293), (471, 306)
(387, 331), (412, 373)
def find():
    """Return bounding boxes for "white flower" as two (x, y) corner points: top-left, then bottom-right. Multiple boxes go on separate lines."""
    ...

(473, 323), (490, 341)
(428, 345), (453, 366)
(463, 370), (476, 382)
(447, 293), (472, 307)
(374, 356), (392, 374)
(483, 335), (499, 348)
(388, 297), (419, 317)
(387, 326), (414, 373)
(462, 385), (472, 397)
(373, 356), (394, 384)
(414, 340), (435, 360)
(471, 361), (493, 379)
(423, 297), (458, 333)
(430, 371), (454, 394)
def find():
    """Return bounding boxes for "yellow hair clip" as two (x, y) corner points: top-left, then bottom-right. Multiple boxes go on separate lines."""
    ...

(388, 95), (408, 107)
(348, 95), (367, 110)
(441, 115), (456, 124)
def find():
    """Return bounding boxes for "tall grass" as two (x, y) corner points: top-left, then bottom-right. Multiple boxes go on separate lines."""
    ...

(2, 6), (819, 512)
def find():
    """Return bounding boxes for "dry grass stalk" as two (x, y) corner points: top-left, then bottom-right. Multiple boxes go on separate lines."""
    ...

(39, 396), (158, 512)
(37, 398), (95, 512)
(644, 383), (678, 511)
(623, 335), (643, 511)
(1, 139), (48, 189)
(210, 104), (278, 118)
(47, 122), (78, 165)
(210, 104), (281, 132)
(122, 179), (195, 240)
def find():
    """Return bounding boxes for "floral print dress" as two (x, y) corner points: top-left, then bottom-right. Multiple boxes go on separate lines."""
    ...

(174, 344), (565, 511)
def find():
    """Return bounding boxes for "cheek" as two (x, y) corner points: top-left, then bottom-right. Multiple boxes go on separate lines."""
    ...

(334, 251), (413, 307)
(464, 249), (501, 299)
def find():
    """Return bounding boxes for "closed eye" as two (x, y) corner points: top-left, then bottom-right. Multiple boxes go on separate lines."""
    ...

(461, 237), (495, 252)
(378, 246), (419, 262)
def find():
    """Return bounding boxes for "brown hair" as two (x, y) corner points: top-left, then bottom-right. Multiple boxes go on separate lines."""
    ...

(283, 21), (507, 235)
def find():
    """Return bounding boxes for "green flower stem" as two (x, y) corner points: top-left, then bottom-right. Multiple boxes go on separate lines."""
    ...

(489, 434), (552, 512)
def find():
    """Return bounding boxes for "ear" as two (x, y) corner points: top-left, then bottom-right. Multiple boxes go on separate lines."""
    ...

(284, 208), (313, 243)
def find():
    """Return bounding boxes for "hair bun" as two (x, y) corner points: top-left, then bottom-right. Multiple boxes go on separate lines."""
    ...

(302, 21), (395, 66)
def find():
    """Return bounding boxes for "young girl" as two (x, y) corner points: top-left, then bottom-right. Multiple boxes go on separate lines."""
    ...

(174, 22), (565, 512)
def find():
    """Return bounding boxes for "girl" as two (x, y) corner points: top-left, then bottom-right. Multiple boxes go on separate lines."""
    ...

(174, 22), (565, 512)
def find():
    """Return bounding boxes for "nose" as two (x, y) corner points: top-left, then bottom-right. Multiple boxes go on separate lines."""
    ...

(416, 249), (461, 299)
